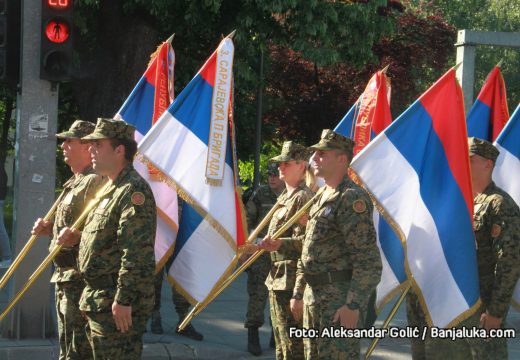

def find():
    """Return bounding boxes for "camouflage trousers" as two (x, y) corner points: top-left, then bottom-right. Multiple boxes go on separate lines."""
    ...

(406, 290), (504, 360)
(55, 281), (92, 360)
(245, 252), (271, 328)
(269, 290), (304, 360)
(84, 310), (149, 360)
(303, 283), (362, 360)
(154, 270), (191, 317)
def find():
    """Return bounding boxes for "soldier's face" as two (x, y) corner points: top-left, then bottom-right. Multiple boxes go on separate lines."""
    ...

(469, 155), (494, 183)
(312, 150), (345, 179)
(89, 139), (119, 175)
(60, 138), (91, 168)
(278, 160), (305, 186)
(268, 173), (284, 191)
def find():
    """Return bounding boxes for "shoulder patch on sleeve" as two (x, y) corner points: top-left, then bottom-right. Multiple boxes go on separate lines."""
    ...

(491, 224), (501, 238)
(131, 192), (145, 206)
(353, 199), (367, 214)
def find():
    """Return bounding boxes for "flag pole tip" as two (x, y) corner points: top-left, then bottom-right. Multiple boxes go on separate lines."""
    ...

(381, 64), (390, 73)
(496, 59), (504, 68)
(453, 62), (462, 71)
(226, 30), (237, 39)
(166, 34), (175, 44)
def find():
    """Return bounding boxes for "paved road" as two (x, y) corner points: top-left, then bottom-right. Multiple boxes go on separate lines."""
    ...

(0, 268), (519, 359)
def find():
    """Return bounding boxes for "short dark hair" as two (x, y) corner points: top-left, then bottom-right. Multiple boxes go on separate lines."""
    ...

(109, 137), (138, 162)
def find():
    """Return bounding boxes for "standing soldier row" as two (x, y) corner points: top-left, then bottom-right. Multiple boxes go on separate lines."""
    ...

(32, 120), (104, 360)
(261, 130), (382, 359)
(32, 118), (157, 359)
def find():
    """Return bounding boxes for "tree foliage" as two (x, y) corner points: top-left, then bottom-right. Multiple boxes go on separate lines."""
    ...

(407, 0), (520, 112)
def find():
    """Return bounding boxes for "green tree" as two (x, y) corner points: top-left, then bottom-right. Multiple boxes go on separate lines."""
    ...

(407, 0), (520, 112)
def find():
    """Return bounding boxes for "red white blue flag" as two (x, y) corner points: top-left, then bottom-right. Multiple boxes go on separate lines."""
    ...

(352, 69), (480, 327)
(115, 39), (178, 271)
(467, 66), (509, 141)
(138, 36), (247, 303)
(492, 103), (520, 310)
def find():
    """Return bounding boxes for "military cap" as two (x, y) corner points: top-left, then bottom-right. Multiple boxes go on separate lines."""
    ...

(267, 162), (279, 176)
(310, 129), (355, 156)
(270, 141), (309, 163)
(82, 118), (135, 141)
(468, 137), (499, 162)
(56, 120), (95, 139)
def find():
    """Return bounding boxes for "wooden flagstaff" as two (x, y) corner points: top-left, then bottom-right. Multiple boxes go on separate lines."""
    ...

(0, 189), (67, 290)
(0, 181), (112, 322)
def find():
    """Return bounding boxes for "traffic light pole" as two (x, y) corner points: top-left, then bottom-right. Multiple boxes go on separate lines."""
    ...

(1, 0), (57, 338)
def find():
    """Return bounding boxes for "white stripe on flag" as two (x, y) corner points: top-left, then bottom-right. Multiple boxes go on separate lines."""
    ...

(352, 134), (469, 327)
(139, 111), (236, 238)
(373, 210), (402, 309)
(168, 219), (236, 302)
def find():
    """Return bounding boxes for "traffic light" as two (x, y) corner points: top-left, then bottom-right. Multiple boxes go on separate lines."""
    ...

(0, 0), (21, 88)
(40, 0), (73, 82)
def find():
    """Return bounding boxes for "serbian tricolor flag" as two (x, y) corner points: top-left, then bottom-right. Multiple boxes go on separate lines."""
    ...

(334, 67), (391, 155)
(467, 65), (509, 141)
(492, 103), (520, 310)
(351, 68), (480, 327)
(115, 38), (178, 271)
(138, 36), (246, 304)
(334, 68), (406, 310)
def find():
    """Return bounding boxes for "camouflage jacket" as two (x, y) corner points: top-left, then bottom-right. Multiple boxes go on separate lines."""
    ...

(265, 181), (314, 291)
(474, 181), (520, 318)
(50, 167), (104, 283)
(78, 164), (156, 312)
(245, 184), (281, 239)
(294, 175), (381, 306)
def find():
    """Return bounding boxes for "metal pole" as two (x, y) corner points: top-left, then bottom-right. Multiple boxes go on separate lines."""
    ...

(253, 48), (264, 190)
(3, 0), (58, 338)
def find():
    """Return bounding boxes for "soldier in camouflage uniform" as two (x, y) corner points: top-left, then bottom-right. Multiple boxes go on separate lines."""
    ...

(468, 137), (520, 359)
(264, 130), (381, 359)
(59, 118), (156, 359)
(406, 138), (520, 360)
(244, 162), (284, 355)
(259, 141), (314, 360)
(32, 120), (103, 360)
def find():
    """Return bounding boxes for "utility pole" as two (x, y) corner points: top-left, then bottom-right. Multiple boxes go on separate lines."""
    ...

(2, 0), (57, 338)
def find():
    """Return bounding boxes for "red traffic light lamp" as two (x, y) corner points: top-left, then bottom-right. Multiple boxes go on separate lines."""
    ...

(40, 0), (73, 82)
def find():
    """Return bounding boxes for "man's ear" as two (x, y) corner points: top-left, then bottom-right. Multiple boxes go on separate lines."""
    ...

(114, 144), (126, 158)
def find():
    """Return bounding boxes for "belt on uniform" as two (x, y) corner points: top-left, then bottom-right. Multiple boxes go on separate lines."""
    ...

(270, 252), (299, 262)
(304, 269), (352, 287)
(85, 274), (118, 289)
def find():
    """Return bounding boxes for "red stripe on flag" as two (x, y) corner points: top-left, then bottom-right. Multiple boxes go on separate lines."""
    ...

(420, 69), (473, 217)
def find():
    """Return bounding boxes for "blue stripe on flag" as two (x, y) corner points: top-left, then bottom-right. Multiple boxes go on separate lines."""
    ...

(168, 75), (233, 167)
(386, 101), (480, 306)
(496, 105), (520, 159)
(118, 77), (155, 135)
(172, 202), (204, 262)
(334, 103), (357, 139)
(467, 99), (492, 141)
(378, 219), (407, 283)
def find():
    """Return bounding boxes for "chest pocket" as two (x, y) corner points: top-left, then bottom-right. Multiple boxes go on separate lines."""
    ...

(83, 206), (111, 233)
(309, 205), (337, 242)
(56, 191), (76, 228)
